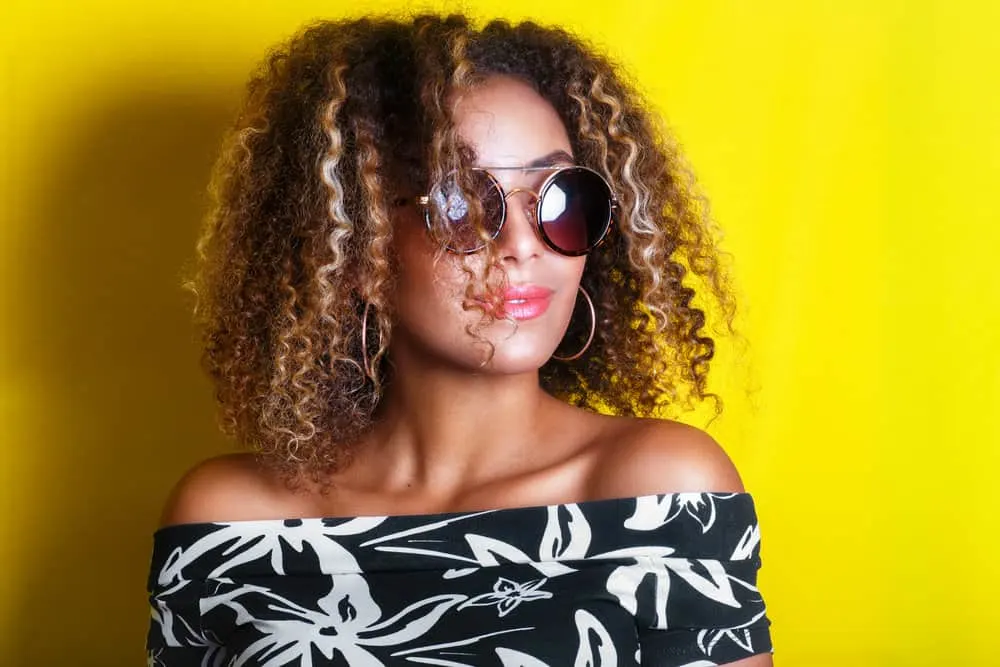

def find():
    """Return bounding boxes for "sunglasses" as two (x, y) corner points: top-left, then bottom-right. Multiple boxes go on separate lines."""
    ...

(416, 165), (617, 256)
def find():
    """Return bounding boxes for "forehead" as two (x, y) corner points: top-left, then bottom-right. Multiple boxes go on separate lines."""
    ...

(452, 75), (573, 168)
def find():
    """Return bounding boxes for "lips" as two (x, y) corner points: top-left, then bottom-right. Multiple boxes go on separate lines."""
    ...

(500, 284), (554, 321)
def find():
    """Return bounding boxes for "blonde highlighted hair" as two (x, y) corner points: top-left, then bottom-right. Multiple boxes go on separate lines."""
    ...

(190, 15), (735, 483)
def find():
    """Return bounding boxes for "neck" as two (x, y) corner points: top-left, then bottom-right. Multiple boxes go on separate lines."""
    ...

(359, 342), (557, 494)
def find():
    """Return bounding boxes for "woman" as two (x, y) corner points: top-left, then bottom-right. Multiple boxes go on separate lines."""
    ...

(147, 14), (773, 667)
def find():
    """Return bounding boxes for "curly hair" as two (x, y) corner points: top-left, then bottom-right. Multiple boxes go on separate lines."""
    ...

(189, 14), (736, 484)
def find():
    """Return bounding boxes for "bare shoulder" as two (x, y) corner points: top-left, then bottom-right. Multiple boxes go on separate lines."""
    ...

(158, 452), (287, 528)
(587, 417), (746, 499)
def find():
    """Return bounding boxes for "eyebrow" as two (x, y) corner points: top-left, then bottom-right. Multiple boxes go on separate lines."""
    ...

(478, 150), (575, 171)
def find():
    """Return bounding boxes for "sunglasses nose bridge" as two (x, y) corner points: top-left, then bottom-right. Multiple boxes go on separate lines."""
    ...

(502, 187), (538, 204)
(492, 186), (548, 259)
(502, 186), (540, 222)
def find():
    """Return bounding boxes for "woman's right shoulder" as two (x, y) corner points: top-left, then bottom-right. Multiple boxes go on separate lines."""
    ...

(158, 453), (285, 528)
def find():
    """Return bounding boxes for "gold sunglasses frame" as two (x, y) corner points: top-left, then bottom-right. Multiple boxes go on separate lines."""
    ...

(415, 165), (618, 257)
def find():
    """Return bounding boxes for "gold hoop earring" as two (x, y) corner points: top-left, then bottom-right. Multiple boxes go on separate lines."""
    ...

(360, 302), (381, 379)
(552, 286), (596, 362)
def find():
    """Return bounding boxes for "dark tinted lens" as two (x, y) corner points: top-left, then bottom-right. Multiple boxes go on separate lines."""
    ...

(430, 171), (504, 252)
(538, 168), (612, 254)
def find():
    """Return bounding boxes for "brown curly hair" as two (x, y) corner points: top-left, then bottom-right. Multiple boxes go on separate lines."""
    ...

(189, 14), (736, 484)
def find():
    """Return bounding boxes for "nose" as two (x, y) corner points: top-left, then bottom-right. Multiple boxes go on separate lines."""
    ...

(495, 189), (544, 264)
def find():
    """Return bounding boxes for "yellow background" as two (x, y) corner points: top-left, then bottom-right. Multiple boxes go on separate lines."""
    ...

(2, 1), (998, 665)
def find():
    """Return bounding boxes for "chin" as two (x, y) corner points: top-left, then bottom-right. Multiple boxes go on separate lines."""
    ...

(484, 344), (556, 374)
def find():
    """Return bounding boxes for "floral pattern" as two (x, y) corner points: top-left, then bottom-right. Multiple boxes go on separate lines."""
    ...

(147, 493), (771, 666)
(460, 577), (553, 617)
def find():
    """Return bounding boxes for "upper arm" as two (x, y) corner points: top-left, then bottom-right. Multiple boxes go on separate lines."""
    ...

(719, 653), (774, 667)
(724, 655), (773, 667)
(158, 453), (278, 527)
(150, 455), (262, 662)
(589, 419), (746, 498)
(591, 420), (772, 666)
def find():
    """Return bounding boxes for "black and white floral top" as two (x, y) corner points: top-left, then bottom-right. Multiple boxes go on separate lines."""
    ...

(146, 492), (772, 666)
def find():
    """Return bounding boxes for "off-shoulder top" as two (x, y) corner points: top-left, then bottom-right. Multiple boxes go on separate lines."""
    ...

(146, 492), (772, 666)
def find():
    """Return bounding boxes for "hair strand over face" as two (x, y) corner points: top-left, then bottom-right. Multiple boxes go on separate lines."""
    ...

(189, 14), (736, 486)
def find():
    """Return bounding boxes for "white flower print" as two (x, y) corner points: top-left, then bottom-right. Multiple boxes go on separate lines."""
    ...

(669, 559), (743, 606)
(361, 512), (494, 552)
(606, 557), (669, 624)
(157, 517), (386, 588)
(572, 609), (617, 667)
(625, 493), (737, 533)
(389, 627), (535, 665)
(696, 608), (769, 657)
(460, 577), (553, 617)
(201, 574), (464, 666)
(367, 504), (591, 580)
(607, 556), (741, 630)
(458, 534), (579, 578)
(731, 524), (761, 560)
(495, 647), (551, 666)
(149, 579), (199, 647)
(539, 504), (592, 561)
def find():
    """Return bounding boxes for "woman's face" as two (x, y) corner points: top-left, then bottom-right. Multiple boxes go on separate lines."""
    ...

(391, 75), (587, 373)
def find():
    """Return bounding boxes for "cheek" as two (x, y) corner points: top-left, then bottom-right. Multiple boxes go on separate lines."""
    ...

(393, 223), (483, 330)
(566, 257), (587, 286)
(397, 227), (474, 295)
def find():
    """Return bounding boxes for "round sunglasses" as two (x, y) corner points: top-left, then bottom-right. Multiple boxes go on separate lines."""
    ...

(417, 166), (617, 256)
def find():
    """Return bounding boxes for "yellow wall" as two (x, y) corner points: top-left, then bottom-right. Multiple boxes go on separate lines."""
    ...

(2, 1), (997, 664)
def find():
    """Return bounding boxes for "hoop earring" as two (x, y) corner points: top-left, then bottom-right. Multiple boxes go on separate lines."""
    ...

(552, 286), (596, 362)
(360, 302), (380, 379)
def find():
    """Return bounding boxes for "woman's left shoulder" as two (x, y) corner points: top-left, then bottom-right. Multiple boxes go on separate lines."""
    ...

(586, 416), (746, 498)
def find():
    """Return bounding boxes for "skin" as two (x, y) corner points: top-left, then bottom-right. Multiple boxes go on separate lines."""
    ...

(162, 75), (771, 667)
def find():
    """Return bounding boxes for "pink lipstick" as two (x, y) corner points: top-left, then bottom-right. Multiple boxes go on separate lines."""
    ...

(501, 284), (553, 321)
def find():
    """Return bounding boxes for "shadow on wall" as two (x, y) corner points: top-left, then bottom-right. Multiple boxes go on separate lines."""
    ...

(8, 87), (237, 665)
